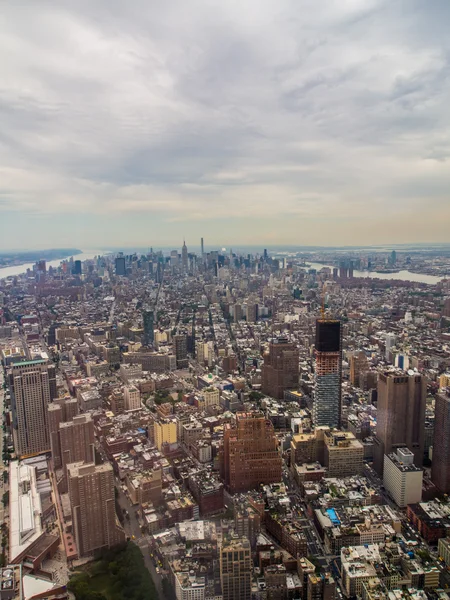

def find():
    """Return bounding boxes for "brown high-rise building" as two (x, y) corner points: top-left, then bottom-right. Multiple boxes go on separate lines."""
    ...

(9, 359), (55, 458)
(308, 573), (336, 600)
(349, 351), (368, 387)
(220, 537), (252, 600)
(68, 462), (125, 558)
(262, 337), (299, 399)
(373, 371), (426, 476)
(60, 415), (95, 490)
(48, 397), (80, 468)
(174, 334), (188, 368)
(431, 389), (450, 493)
(220, 413), (282, 493)
(48, 403), (64, 468)
(443, 298), (450, 318)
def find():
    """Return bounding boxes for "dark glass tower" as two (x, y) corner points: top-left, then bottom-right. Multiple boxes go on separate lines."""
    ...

(142, 310), (154, 347)
(115, 256), (126, 276)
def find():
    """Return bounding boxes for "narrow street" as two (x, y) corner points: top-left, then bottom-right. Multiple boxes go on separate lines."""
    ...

(114, 481), (164, 600)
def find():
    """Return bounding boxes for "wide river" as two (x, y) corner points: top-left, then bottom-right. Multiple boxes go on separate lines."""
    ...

(306, 262), (445, 285)
(0, 250), (103, 279)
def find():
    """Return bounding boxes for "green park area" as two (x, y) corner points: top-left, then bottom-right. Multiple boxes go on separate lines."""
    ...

(68, 542), (158, 600)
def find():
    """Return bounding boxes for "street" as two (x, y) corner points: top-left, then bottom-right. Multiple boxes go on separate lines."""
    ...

(114, 479), (165, 600)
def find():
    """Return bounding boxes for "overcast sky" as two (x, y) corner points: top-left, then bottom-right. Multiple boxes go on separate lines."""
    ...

(1, 0), (449, 250)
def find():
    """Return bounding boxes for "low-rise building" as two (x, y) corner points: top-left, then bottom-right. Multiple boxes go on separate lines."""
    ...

(324, 430), (364, 477)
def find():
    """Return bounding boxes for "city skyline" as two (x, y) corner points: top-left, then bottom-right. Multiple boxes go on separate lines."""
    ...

(1, 0), (450, 249)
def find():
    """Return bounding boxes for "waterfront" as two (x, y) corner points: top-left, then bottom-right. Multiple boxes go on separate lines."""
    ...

(305, 263), (445, 285)
(0, 250), (103, 279)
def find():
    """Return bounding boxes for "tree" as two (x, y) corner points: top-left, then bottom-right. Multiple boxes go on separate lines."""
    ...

(249, 391), (264, 401)
(2, 491), (9, 507)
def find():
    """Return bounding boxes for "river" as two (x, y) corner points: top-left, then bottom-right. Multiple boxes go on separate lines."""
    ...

(305, 262), (445, 285)
(0, 250), (104, 279)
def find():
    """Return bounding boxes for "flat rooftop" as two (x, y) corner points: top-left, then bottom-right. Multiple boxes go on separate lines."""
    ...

(9, 461), (43, 563)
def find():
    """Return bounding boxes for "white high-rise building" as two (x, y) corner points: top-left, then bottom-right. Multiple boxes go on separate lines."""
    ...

(124, 385), (141, 411)
(383, 447), (422, 508)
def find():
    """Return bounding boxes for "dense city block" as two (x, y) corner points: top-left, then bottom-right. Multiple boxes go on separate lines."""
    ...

(0, 244), (450, 600)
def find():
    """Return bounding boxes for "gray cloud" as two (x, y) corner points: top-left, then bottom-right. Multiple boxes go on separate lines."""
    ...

(0, 0), (449, 247)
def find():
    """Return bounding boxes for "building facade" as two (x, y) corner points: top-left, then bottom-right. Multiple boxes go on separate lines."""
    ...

(59, 415), (95, 488)
(67, 462), (125, 558)
(124, 385), (141, 411)
(324, 430), (364, 478)
(374, 371), (426, 476)
(220, 412), (282, 493)
(262, 337), (299, 400)
(431, 389), (450, 493)
(9, 359), (55, 458)
(154, 418), (177, 451)
(383, 448), (423, 508)
(174, 334), (189, 369)
(220, 537), (252, 600)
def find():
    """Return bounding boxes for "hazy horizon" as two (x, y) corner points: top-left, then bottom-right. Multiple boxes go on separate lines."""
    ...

(1, 0), (449, 249)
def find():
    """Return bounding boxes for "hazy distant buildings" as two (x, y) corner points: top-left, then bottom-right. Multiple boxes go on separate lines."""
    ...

(262, 337), (299, 400)
(245, 300), (258, 324)
(339, 263), (348, 279)
(220, 413), (282, 493)
(115, 256), (126, 276)
(182, 240), (189, 273)
(313, 320), (342, 429)
(443, 298), (450, 318)
(373, 371), (426, 476)
(73, 260), (82, 275)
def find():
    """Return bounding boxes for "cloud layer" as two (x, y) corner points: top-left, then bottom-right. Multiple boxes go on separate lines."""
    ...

(1, 0), (449, 248)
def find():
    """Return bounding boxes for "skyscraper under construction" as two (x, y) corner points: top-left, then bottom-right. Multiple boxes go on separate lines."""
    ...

(313, 319), (342, 429)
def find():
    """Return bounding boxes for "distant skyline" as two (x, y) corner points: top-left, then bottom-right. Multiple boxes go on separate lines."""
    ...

(1, 0), (450, 249)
